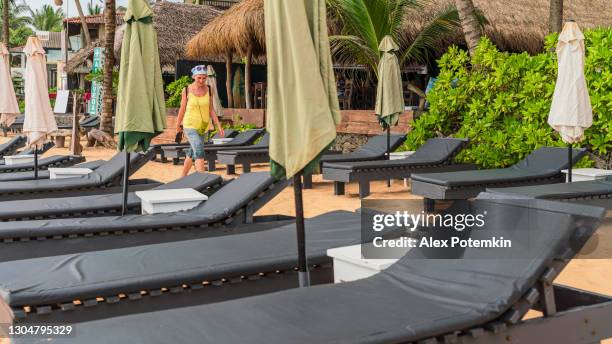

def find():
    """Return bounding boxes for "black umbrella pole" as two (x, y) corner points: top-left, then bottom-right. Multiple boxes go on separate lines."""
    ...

(387, 126), (391, 187)
(34, 147), (38, 180)
(122, 151), (130, 215)
(567, 144), (572, 183)
(293, 173), (310, 287)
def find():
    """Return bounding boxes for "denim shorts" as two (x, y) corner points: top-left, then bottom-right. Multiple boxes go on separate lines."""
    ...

(184, 128), (208, 160)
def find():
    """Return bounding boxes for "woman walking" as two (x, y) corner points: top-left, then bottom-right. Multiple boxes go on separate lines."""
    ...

(176, 65), (224, 176)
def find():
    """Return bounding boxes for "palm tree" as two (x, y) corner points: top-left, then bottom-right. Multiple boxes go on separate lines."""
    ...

(548, 0), (563, 33)
(87, 1), (102, 15)
(28, 5), (64, 32)
(75, 0), (92, 47)
(454, 0), (481, 57)
(1, 0), (31, 46)
(329, 0), (463, 83)
(100, 0), (115, 134)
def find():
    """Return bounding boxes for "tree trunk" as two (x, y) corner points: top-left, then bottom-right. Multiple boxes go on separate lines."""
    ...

(245, 44), (253, 109)
(75, 0), (92, 47)
(549, 0), (563, 33)
(225, 51), (233, 108)
(455, 0), (482, 58)
(100, 0), (116, 134)
(2, 0), (9, 47)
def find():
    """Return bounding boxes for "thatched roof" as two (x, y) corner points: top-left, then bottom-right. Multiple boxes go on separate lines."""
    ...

(67, 2), (223, 74)
(66, 41), (101, 74)
(186, 0), (265, 60)
(186, 0), (611, 61)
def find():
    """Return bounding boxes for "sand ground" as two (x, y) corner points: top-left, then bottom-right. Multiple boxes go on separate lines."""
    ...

(1, 136), (611, 342)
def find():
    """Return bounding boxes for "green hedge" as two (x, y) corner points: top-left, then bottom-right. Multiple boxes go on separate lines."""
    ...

(403, 28), (612, 168)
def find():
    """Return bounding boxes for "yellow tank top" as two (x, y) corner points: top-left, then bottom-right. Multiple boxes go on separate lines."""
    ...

(183, 90), (211, 131)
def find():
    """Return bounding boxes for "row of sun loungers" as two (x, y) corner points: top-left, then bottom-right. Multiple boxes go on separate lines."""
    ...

(155, 129), (239, 163)
(1, 196), (609, 343)
(0, 141), (54, 165)
(0, 135), (26, 158)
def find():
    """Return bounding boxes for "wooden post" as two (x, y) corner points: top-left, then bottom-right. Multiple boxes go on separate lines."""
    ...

(70, 92), (83, 155)
(245, 44), (253, 109)
(225, 51), (234, 108)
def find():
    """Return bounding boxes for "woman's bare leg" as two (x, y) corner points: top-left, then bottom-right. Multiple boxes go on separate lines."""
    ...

(182, 157), (194, 177)
(194, 158), (206, 173)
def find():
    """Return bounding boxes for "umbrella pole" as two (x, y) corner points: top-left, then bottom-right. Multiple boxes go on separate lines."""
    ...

(567, 144), (572, 183)
(293, 172), (310, 287)
(34, 146), (38, 180)
(387, 126), (391, 187)
(122, 151), (130, 215)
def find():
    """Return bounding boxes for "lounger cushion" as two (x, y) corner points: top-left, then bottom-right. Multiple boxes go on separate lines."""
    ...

(321, 134), (406, 163)
(0, 172), (281, 239)
(411, 147), (586, 187)
(323, 138), (466, 170)
(0, 211), (360, 307)
(0, 136), (26, 158)
(26, 199), (603, 344)
(0, 160), (105, 182)
(0, 173), (222, 220)
(0, 151), (152, 195)
(487, 179), (612, 199)
(0, 155), (83, 173)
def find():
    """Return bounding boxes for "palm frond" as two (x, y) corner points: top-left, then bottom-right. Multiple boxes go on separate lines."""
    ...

(330, 34), (379, 72)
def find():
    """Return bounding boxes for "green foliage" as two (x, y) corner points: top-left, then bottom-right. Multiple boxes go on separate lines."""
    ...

(18, 100), (25, 113)
(85, 70), (119, 95)
(165, 76), (191, 108)
(403, 28), (612, 168)
(27, 5), (64, 32)
(0, 1), (33, 46)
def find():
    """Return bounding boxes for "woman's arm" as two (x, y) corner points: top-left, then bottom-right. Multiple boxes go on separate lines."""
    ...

(175, 88), (188, 132)
(209, 93), (224, 137)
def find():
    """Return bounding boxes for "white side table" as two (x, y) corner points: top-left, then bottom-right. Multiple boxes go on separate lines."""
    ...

(3, 155), (35, 165)
(327, 244), (399, 283)
(389, 151), (415, 187)
(135, 188), (208, 214)
(562, 168), (612, 182)
(48, 168), (93, 179)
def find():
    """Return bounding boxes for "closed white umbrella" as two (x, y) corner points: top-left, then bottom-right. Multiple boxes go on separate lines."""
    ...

(548, 21), (592, 182)
(23, 36), (58, 179)
(0, 42), (20, 127)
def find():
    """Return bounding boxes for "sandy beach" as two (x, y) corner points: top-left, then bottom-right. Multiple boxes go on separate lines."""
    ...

(1, 136), (611, 342)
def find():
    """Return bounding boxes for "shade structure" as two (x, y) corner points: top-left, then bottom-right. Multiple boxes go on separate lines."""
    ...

(115, 0), (167, 152)
(547, 22), (592, 182)
(23, 36), (58, 148)
(265, 0), (340, 287)
(115, 0), (167, 215)
(375, 35), (404, 128)
(0, 43), (20, 128)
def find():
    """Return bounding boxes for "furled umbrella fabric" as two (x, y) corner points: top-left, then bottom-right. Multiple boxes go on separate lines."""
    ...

(375, 35), (404, 128)
(0, 42), (20, 127)
(548, 21), (593, 144)
(265, 0), (340, 179)
(115, 0), (167, 153)
(23, 36), (58, 148)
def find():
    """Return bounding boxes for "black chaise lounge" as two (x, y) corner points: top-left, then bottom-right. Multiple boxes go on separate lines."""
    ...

(202, 130), (266, 171)
(155, 129), (239, 163)
(0, 172), (289, 261)
(0, 149), (155, 201)
(11, 198), (612, 344)
(0, 210), (365, 324)
(411, 146), (587, 210)
(0, 172), (223, 221)
(0, 160), (105, 182)
(302, 133), (407, 188)
(0, 154), (85, 173)
(0, 141), (55, 165)
(0, 135), (26, 158)
(209, 132), (270, 173)
(487, 175), (612, 209)
(322, 138), (476, 198)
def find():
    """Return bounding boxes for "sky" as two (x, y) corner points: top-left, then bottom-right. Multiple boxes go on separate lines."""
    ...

(23, 0), (181, 17)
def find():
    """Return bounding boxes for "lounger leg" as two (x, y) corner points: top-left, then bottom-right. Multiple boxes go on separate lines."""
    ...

(160, 151), (167, 163)
(172, 158), (180, 165)
(208, 160), (216, 171)
(302, 174), (312, 189)
(358, 181), (370, 199)
(334, 181), (345, 195)
(227, 165), (236, 175)
(424, 198), (435, 212)
(243, 162), (251, 173)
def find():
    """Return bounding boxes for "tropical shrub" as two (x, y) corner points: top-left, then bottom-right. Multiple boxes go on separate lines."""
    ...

(165, 76), (191, 108)
(403, 28), (612, 168)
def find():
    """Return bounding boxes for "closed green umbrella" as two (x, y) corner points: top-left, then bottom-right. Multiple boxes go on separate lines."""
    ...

(115, 0), (167, 214)
(375, 35), (404, 187)
(265, 0), (340, 287)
